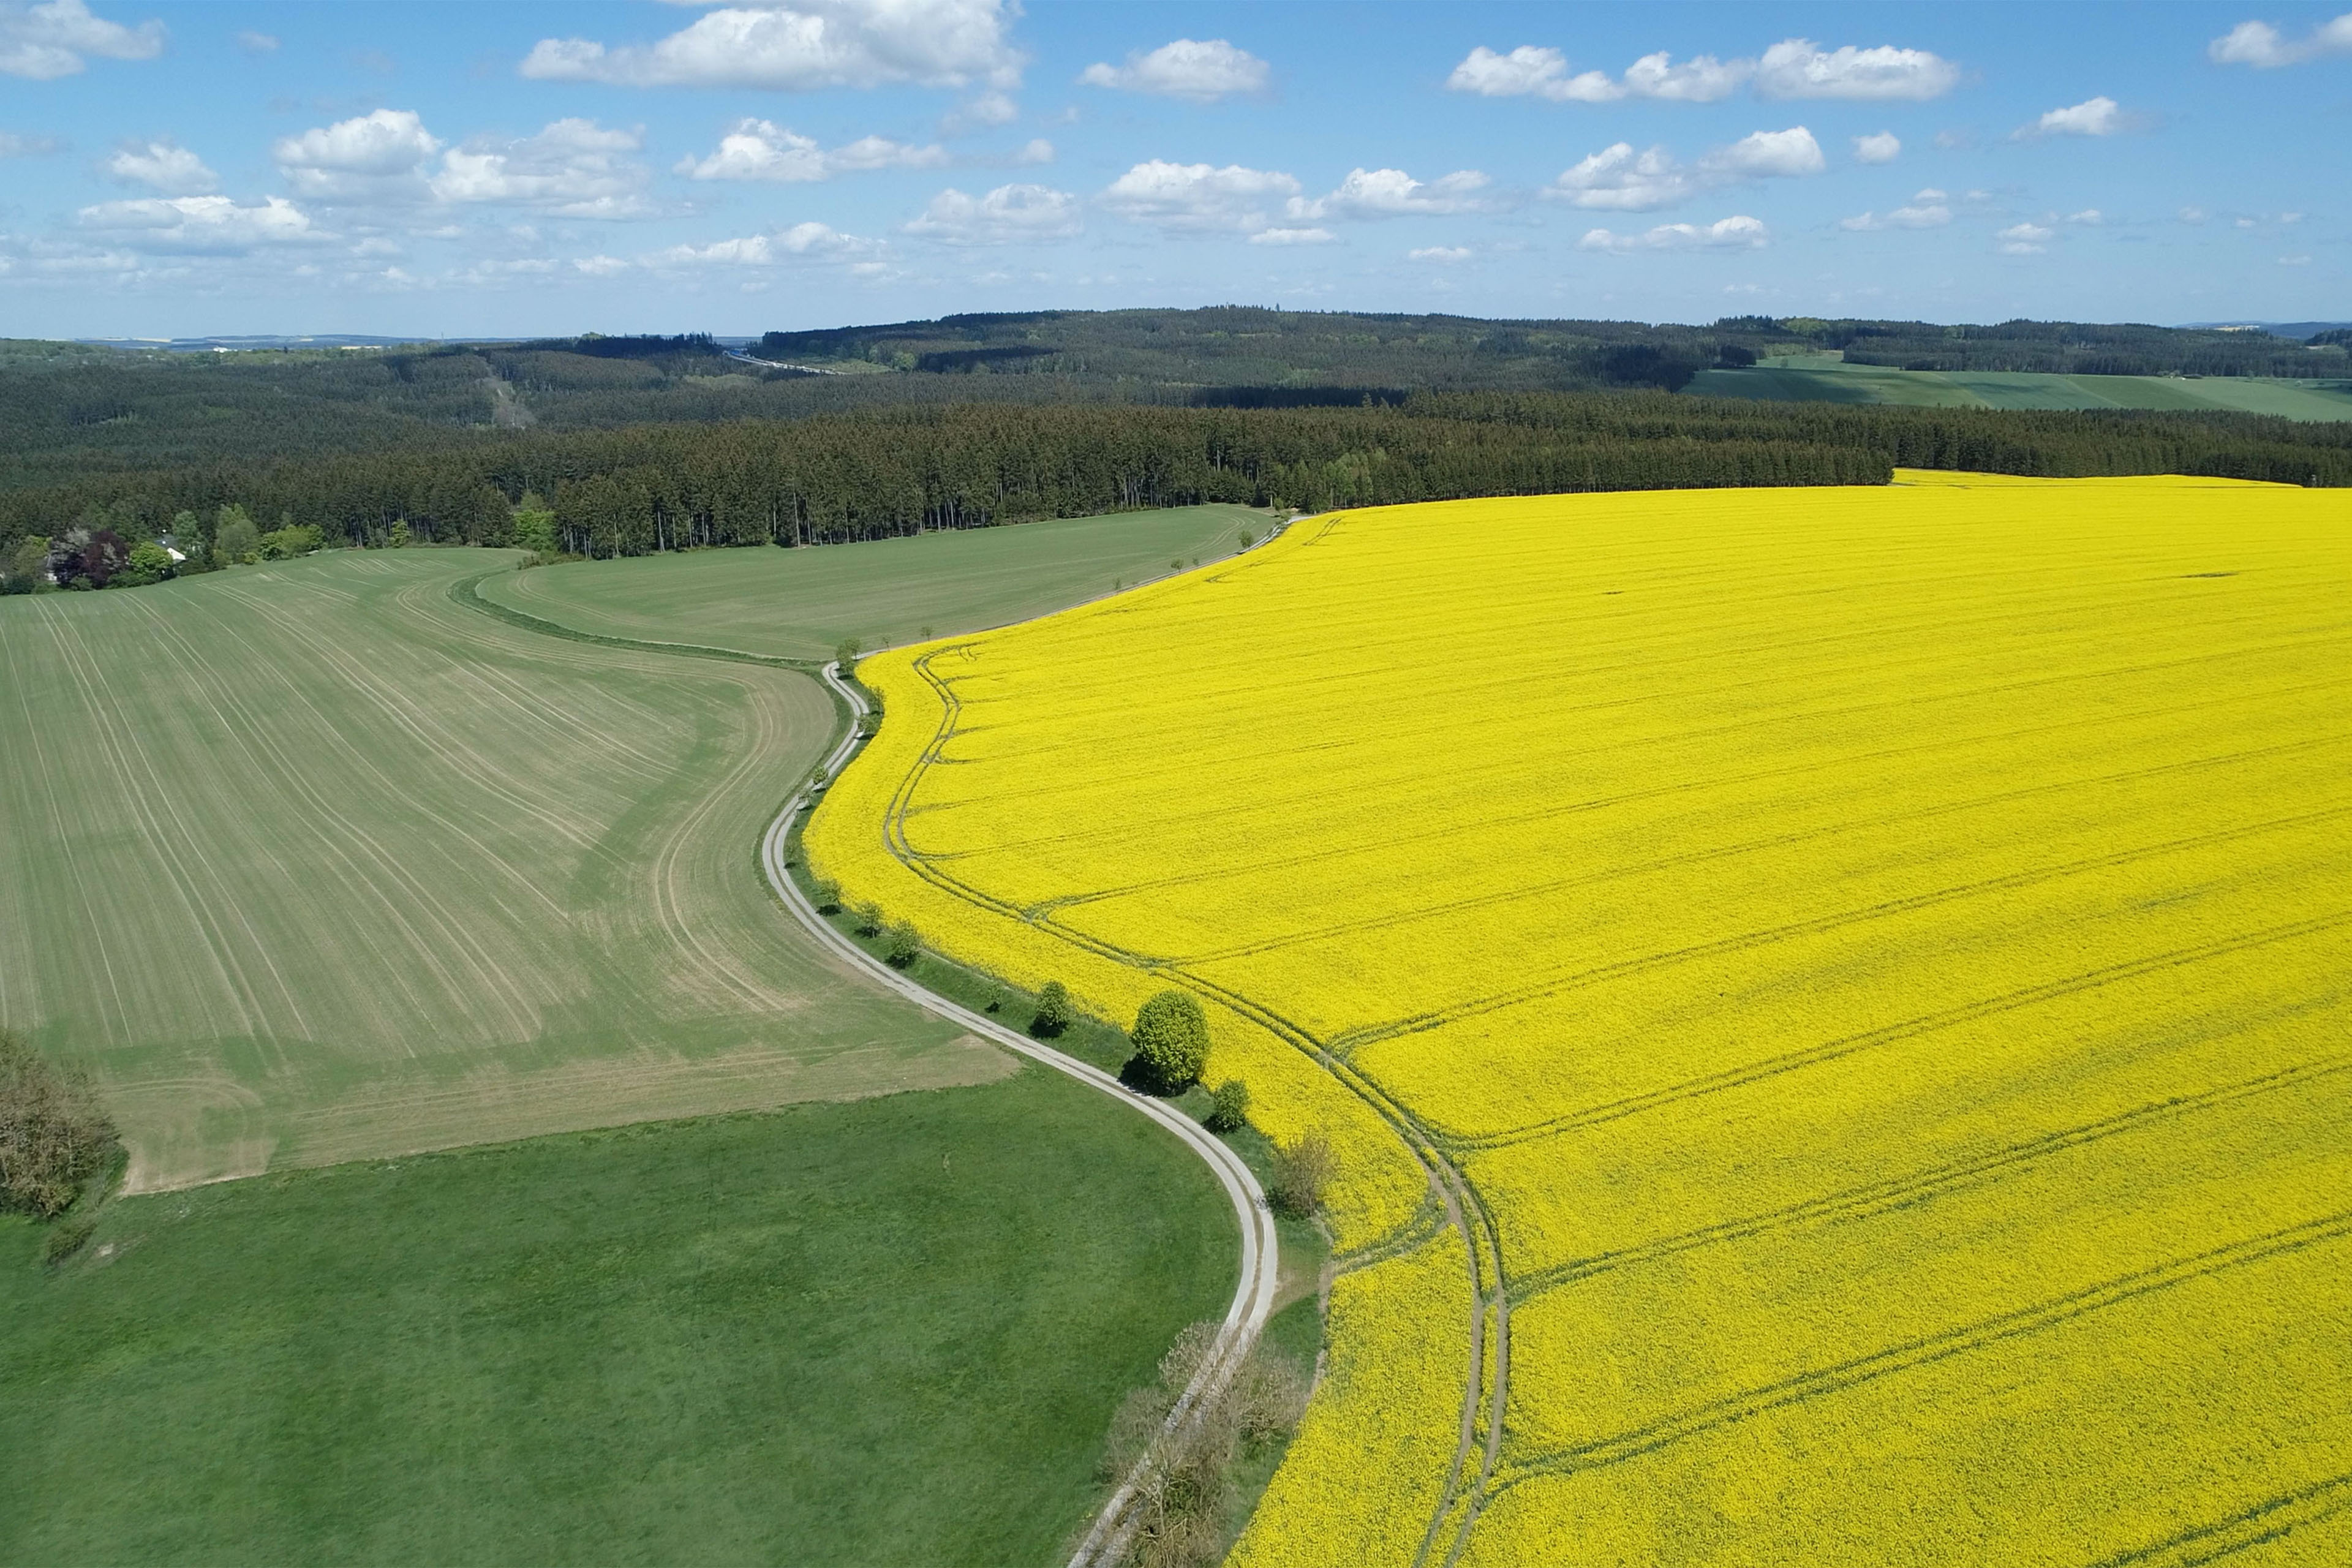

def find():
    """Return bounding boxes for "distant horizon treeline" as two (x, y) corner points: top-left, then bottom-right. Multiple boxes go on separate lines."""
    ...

(3, 394), (2346, 565)
(7, 307), (2348, 498)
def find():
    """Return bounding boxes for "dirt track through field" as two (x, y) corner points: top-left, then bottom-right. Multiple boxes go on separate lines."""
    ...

(764, 663), (1279, 1568)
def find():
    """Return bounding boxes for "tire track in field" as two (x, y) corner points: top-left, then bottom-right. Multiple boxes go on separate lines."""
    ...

(119, 589), (499, 1040)
(1491, 1208), (2352, 1491)
(124, 588), (538, 1043)
(1001, 552), (2312, 774)
(1137, 731), (2352, 965)
(1449, 910), (2352, 1152)
(918, 610), (2342, 841)
(1504, 1053), (2352, 1302)
(213, 579), (613, 857)
(1325, 804), (2352, 1061)
(211, 571), (662, 928)
(38, 602), (318, 1044)
(911, 666), (2352, 874)
(0, 606), (138, 1043)
(2086, 1471), (2352, 1567)
(883, 642), (1512, 1568)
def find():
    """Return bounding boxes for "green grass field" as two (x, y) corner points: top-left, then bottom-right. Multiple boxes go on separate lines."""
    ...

(1686, 354), (2352, 421)
(478, 505), (1273, 662)
(1, 1074), (1236, 1567)
(0, 550), (997, 1190)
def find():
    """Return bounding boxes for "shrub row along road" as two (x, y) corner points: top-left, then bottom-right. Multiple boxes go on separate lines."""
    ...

(764, 660), (1281, 1568)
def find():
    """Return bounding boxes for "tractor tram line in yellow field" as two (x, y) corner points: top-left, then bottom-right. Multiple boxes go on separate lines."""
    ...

(809, 473), (2352, 1566)
(888, 635), (1520, 1568)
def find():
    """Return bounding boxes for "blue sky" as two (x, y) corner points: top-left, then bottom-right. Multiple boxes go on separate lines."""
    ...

(1, 1), (2345, 337)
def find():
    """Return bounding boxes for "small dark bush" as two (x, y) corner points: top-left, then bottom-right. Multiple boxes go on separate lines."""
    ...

(853, 900), (883, 937)
(1, 1028), (118, 1219)
(1268, 1131), (1335, 1218)
(1031, 980), (1072, 1037)
(1204, 1079), (1251, 1133)
(42, 1215), (96, 1266)
(810, 878), (842, 914)
(883, 921), (921, 968)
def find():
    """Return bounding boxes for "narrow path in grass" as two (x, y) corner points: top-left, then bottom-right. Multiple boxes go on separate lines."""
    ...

(774, 662), (1281, 1568)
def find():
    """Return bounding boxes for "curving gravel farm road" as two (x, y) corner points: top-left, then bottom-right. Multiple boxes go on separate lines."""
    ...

(762, 661), (1281, 1568)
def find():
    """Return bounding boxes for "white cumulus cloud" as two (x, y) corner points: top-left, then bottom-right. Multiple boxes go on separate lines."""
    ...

(234, 28), (275, 53)
(1547, 143), (1695, 211)
(431, 119), (651, 217)
(0, 131), (62, 156)
(1705, 126), (1825, 177)
(1754, 39), (1959, 99)
(276, 110), (654, 217)
(1998, 221), (2053, 254)
(520, 0), (1023, 91)
(1099, 159), (1299, 234)
(1447, 36), (1954, 104)
(905, 182), (1081, 243)
(0, 0), (162, 80)
(2026, 96), (2125, 137)
(677, 118), (946, 181)
(1446, 43), (1746, 103)
(105, 138), (214, 194)
(74, 194), (321, 254)
(274, 108), (443, 202)
(1409, 245), (1472, 262)
(1840, 197), (1951, 231)
(1079, 37), (1267, 101)
(1547, 126), (1822, 211)
(1853, 130), (1901, 164)
(2209, 12), (2352, 66)
(1579, 215), (1768, 252)
(1247, 227), (1333, 246)
(650, 221), (886, 267)
(1290, 167), (1491, 221)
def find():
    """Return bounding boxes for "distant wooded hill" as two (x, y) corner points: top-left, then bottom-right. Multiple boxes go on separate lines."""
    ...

(3, 308), (2345, 493)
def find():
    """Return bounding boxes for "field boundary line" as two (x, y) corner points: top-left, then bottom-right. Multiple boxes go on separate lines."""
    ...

(881, 622), (1514, 1566)
(773, 662), (1280, 1568)
(449, 569), (824, 670)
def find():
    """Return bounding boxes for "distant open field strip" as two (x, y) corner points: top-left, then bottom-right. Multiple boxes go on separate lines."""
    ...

(0, 549), (995, 1190)
(479, 503), (1270, 662)
(810, 473), (2352, 1565)
(2, 1079), (1235, 1567)
(1687, 353), (2352, 421)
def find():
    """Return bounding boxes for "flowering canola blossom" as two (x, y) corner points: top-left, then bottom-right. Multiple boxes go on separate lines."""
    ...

(807, 473), (2352, 1566)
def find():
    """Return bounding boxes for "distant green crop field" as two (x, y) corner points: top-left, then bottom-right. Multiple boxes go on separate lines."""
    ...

(0, 551), (993, 1190)
(1686, 358), (2352, 421)
(479, 504), (1272, 662)
(1, 1076), (1235, 1567)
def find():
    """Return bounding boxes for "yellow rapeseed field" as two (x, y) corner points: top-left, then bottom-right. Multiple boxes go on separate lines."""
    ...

(807, 472), (2352, 1566)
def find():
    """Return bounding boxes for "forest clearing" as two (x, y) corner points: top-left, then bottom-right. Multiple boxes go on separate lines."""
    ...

(809, 472), (2352, 1565)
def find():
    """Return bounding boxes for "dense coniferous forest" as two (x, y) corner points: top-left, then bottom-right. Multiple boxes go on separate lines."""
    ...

(1, 307), (2344, 587)
(6, 307), (2346, 491)
(759, 309), (2352, 385)
(4, 391), (2345, 577)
